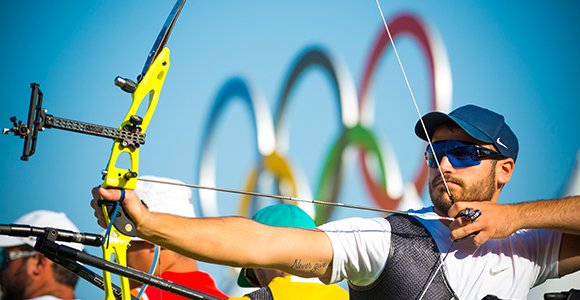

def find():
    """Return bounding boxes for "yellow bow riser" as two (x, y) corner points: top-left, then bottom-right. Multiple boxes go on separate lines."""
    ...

(101, 48), (170, 300)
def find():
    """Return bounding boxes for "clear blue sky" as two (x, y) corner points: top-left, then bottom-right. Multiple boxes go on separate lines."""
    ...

(1, 1), (579, 298)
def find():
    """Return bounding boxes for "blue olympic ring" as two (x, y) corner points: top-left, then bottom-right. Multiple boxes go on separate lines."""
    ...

(195, 77), (275, 217)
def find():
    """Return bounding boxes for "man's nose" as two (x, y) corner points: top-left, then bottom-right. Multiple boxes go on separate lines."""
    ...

(438, 155), (454, 172)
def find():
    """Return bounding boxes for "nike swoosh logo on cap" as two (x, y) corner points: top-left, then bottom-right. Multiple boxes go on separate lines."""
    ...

(496, 137), (507, 149)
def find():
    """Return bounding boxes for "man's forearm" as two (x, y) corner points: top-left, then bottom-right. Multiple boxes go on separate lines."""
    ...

(136, 212), (335, 278)
(92, 187), (334, 278)
(139, 214), (262, 266)
(512, 196), (580, 234)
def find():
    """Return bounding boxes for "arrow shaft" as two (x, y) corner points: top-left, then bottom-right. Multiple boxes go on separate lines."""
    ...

(137, 177), (453, 221)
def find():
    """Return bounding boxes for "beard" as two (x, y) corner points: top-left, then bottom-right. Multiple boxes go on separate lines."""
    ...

(429, 162), (497, 215)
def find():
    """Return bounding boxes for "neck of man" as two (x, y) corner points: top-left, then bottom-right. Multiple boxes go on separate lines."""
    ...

(27, 280), (74, 299)
(157, 250), (199, 274)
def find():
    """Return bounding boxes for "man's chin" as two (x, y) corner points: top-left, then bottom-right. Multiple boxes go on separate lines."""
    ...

(431, 194), (452, 214)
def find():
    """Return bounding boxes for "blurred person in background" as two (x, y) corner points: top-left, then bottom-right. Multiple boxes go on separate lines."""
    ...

(232, 204), (348, 300)
(127, 175), (228, 300)
(0, 210), (83, 300)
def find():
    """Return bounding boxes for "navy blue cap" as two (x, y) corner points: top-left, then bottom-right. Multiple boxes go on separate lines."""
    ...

(414, 104), (519, 162)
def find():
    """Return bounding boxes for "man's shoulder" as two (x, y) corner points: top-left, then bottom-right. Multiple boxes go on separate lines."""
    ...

(404, 206), (433, 214)
(318, 216), (391, 232)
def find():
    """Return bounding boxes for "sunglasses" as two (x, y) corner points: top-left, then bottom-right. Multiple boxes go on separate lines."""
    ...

(0, 248), (37, 269)
(425, 140), (505, 169)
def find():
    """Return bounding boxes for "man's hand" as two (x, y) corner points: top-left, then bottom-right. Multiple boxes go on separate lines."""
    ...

(448, 202), (517, 246)
(90, 187), (150, 232)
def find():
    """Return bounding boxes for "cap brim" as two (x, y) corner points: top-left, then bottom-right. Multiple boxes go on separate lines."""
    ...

(415, 112), (493, 143)
(0, 235), (28, 248)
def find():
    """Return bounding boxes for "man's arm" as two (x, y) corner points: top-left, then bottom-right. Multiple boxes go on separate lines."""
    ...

(91, 187), (334, 279)
(447, 196), (580, 276)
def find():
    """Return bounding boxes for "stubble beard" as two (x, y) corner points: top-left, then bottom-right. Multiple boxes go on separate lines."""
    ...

(429, 164), (497, 215)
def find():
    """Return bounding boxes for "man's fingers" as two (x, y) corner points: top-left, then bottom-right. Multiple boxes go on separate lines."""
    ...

(450, 222), (492, 246)
(90, 186), (124, 229)
(90, 186), (121, 202)
(450, 222), (480, 240)
(90, 198), (97, 209)
(97, 187), (123, 202)
(90, 198), (107, 229)
(91, 186), (101, 200)
(472, 231), (490, 247)
(449, 216), (473, 230)
(448, 203), (468, 218)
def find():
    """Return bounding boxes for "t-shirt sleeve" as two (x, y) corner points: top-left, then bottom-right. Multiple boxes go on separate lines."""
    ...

(520, 229), (562, 286)
(318, 217), (392, 287)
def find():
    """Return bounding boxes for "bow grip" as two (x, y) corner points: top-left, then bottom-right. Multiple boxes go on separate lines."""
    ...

(101, 168), (139, 237)
(101, 199), (138, 237)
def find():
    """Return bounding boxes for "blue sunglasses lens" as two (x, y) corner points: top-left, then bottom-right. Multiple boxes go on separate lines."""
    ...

(425, 140), (481, 168)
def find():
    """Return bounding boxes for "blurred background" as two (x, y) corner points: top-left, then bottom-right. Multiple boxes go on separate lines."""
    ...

(1, 1), (578, 299)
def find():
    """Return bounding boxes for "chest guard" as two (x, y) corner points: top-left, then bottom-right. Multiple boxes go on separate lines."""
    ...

(348, 214), (457, 300)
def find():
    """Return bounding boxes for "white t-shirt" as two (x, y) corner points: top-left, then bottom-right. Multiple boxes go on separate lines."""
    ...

(319, 206), (562, 300)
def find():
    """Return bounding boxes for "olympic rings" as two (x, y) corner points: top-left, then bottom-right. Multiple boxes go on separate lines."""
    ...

(194, 13), (453, 224)
(357, 13), (452, 210)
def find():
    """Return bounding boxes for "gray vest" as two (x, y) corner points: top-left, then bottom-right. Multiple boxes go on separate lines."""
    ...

(245, 287), (274, 300)
(348, 214), (457, 299)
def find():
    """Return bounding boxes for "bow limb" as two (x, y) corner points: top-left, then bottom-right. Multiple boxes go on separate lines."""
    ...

(100, 47), (170, 300)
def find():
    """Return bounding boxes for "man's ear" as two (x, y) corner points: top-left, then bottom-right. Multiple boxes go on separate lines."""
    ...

(497, 158), (514, 186)
(30, 254), (49, 276)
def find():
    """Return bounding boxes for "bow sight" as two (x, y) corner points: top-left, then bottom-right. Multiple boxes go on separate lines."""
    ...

(3, 0), (186, 163)
(3, 82), (145, 162)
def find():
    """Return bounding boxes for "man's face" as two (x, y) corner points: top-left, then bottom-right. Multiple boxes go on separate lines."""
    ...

(0, 246), (34, 300)
(428, 126), (498, 215)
